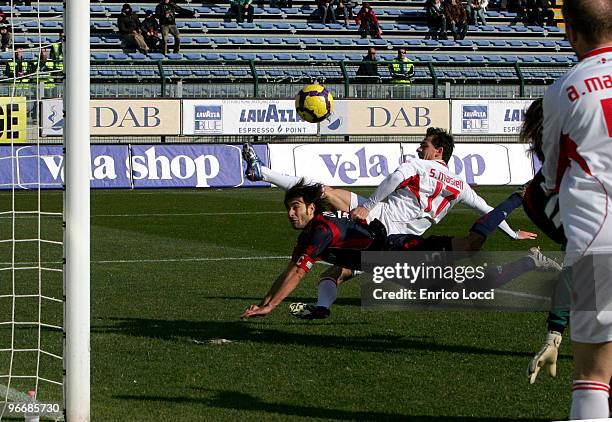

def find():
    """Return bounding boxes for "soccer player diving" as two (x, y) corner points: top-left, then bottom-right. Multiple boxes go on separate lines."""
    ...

(241, 180), (531, 319)
(242, 128), (539, 319)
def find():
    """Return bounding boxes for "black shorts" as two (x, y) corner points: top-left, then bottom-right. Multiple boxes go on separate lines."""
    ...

(386, 234), (454, 252)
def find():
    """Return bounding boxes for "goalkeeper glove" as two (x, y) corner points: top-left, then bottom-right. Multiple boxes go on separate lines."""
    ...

(528, 330), (562, 384)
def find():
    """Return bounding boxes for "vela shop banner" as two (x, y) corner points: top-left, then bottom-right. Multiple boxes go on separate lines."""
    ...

(182, 99), (317, 136)
(0, 144), (131, 189)
(41, 98), (182, 136)
(401, 143), (534, 185)
(0, 144), (269, 189)
(451, 99), (534, 135)
(130, 144), (270, 188)
(269, 143), (533, 186)
(320, 100), (450, 135)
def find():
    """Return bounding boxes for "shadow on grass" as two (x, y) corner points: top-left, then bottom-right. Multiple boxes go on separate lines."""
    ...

(115, 389), (551, 421)
(92, 317), (570, 359)
(201, 295), (362, 306)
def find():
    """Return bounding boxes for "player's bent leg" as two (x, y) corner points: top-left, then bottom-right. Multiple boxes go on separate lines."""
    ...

(290, 266), (355, 320)
(322, 187), (354, 213)
(570, 341), (612, 419)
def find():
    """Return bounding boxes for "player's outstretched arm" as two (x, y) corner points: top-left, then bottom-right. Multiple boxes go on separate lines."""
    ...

(528, 330), (562, 384)
(241, 262), (307, 319)
(461, 184), (537, 240)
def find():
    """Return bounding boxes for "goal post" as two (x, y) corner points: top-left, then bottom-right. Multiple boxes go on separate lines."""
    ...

(63, 0), (91, 420)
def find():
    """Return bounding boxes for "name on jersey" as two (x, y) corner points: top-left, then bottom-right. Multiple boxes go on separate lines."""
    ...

(429, 168), (464, 190)
(566, 73), (612, 102)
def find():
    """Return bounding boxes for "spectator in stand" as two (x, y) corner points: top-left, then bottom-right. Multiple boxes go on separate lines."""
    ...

(466, 0), (488, 26)
(355, 2), (381, 39)
(270, 0), (292, 7)
(508, 0), (528, 25)
(388, 48), (414, 84)
(426, 0), (447, 40)
(317, 0), (337, 24)
(356, 47), (379, 82)
(155, 0), (197, 54)
(141, 10), (161, 51)
(230, 0), (255, 24)
(0, 11), (11, 52)
(5, 48), (28, 80)
(444, 0), (468, 40)
(117, 3), (149, 53)
(526, 0), (555, 27)
(335, 0), (352, 27)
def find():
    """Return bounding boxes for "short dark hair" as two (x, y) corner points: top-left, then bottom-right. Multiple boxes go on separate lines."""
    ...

(426, 127), (454, 163)
(284, 180), (333, 215)
(563, 0), (612, 45)
(520, 98), (544, 162)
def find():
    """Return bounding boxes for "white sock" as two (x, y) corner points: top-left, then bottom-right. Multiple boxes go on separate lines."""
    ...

(261, 167), (302, 190)
(316, 277), (337, 309)
(570, 380), (610, 420)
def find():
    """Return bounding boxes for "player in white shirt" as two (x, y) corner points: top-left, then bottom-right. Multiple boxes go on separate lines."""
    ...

(243, 128), (536, 318)
(540, 0), (612, 418)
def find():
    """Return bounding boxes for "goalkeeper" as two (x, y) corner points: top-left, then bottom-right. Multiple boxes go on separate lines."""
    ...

(520, 98), (570, 384)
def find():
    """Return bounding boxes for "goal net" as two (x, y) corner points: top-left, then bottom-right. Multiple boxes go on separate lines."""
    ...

(0, 0), (89, 420)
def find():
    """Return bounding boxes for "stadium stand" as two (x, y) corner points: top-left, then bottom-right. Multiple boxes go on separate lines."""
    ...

(1, 0), (573, 98)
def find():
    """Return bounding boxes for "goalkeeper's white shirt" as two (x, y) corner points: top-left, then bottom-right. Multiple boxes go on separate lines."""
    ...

(361, 157), (517, 237)
(541, 45), (612, 344)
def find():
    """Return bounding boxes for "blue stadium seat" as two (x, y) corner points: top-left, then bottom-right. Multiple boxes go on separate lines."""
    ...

(98, 70), (116, 78)
(221, 53), (238, 60)
(484, 55), (502, 62)
(336, 38), (353, 46)
(184, 53), (202, 60)
(203, 53), (221, 60)
(309, 53), (328, 61)
(284, 8), (300, 14)
(193, 37), (211, 45)
(259, 22), (274, 30)
(193, 69), (211, 77)
(274, 53), (292, 60)
(256, 53), (274, 60)
(186, 22), (203, 29)
(320, 38), (336, 46)
(212, 37), (229, 45)
(300, 38), (318, 46)
(222, 22), (238, 29)
(37, 5), (51, 12)
(137, 70), (156, 77)
(451, 55), (469, 62)
(536, 56), (553, 63)
(204, 22), (221, 29)
(110, 52), (129, 60)
(266, 37), (283, 46)
(129, 53), (147, 60)
(513, 26), (529, 32)
(292, 23), (308, 30)
(238, 53), (256, 60)
(148, 53), (166, 60)
(491, 40), (506, 47)
(229, 37), (247, 45)
(285, 38), (301, 46)
(248, 38), (265, 45)
(274, 22), (291, 30)
(291, 53), (310, 61)
(41, 21), (60, 29)
(92, 52), (109, 60)
(166, 53), (183, 60)
(118, 69), (136, 77)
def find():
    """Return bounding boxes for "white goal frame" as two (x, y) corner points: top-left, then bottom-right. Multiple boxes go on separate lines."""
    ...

(63, 0), (91, 420)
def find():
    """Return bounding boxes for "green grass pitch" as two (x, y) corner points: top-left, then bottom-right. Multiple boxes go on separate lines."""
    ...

(0, 186), (572, 421)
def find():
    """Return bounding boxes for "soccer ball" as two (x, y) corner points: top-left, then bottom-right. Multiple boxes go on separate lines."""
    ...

(295, 84), (334, 123)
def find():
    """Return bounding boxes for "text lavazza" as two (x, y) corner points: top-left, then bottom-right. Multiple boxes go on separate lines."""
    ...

(372, 288), (495, 301)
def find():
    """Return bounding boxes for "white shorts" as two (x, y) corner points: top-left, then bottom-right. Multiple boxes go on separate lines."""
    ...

(561, 182), (612, 344)
(349, 193), (404, 235)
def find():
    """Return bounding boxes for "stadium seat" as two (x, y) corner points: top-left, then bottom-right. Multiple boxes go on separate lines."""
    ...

(221, 53), (238, 60)
(148, 53), (165, 60)
(203, 53), (221, 60)
(184, 53), (202, 60)
(92, 52), (109, 60)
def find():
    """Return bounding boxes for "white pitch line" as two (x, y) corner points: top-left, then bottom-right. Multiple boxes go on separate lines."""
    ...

(93, 256), (291, 264)
(495, 289), (551, 301)
(0, 256), (292, 266)
(0, 211), (285, 219)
